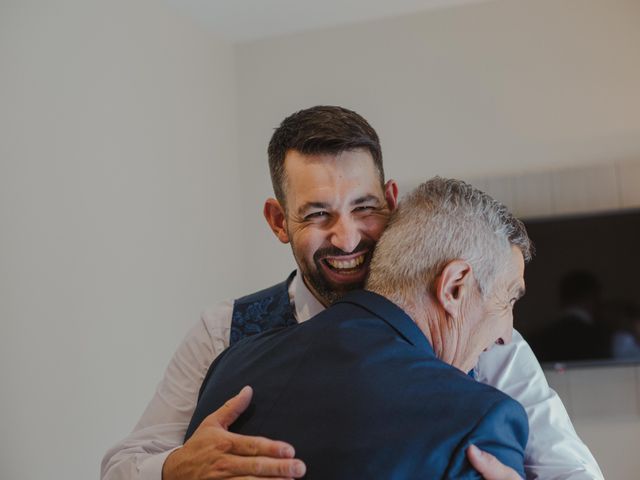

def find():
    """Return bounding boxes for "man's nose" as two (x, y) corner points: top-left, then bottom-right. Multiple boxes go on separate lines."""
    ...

(330, 217), (362, 254)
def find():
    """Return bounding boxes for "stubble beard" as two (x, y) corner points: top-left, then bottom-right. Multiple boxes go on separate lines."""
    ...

(292, 241), (373, 307)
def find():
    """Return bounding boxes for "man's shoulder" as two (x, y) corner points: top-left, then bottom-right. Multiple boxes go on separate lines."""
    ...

(217, 300), (373, 372)
(200, 299), (234, 332)
(391, 350), (526, 425)
(420, 360), (516, 400)
(301, 302), (521, 410)
(442, 385), (528, 479)
(200, 276), (294, 332)
(471, 382), (528, 427)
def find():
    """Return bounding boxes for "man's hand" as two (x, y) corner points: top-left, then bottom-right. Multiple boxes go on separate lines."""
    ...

(467, 444), (522, 480)
(162, 386), (306, 480)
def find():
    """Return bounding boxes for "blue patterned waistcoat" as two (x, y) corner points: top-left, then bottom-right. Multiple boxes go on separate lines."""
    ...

(230, 271), (298, 346)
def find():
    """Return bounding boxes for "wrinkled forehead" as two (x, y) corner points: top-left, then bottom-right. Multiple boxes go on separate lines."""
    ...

(282, 149), (383, 206)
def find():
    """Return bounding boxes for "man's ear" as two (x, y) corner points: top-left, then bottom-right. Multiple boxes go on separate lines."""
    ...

(384, 180), (399, 212)
(434, 260), (473, 318)
(263, 198), (290, 244)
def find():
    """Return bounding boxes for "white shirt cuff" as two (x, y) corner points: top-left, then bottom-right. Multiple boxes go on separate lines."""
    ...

(137, 447), (180, 480)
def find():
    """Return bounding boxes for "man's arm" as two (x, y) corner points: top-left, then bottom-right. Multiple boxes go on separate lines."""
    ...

(475, 330), (604, 480)
(446, 397), (529, 479)
(101, 306), (226, 480)
(162, 386), (305, 479)
(468, 445), (523, 480)
(100, 303), (303, 480)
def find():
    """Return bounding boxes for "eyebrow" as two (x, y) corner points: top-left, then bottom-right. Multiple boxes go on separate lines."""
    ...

(352, 195), (381, 206)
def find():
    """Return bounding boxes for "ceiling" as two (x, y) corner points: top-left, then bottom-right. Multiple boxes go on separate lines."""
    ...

(162, 0), (492, 43)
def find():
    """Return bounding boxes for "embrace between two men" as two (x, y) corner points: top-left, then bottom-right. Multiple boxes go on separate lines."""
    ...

(103, 106), (603, 480)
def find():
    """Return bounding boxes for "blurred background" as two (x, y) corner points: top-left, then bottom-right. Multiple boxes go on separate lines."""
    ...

(2, 0), (640, 478)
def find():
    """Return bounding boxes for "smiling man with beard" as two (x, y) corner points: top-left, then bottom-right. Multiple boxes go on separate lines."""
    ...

(263, 147), (394, 307)
(102, 106), (603, 480)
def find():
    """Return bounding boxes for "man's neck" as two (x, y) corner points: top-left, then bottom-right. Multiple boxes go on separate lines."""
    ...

(292, 270), (326, 322)
(376, 290), (468, 372)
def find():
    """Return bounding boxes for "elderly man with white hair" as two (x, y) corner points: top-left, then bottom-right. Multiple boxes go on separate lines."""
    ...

(184, 177), (532, 479)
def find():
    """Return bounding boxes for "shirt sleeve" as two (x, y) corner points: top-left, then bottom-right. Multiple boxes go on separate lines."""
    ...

(475, 329), (605, 480)
(100, 301), (233, 480)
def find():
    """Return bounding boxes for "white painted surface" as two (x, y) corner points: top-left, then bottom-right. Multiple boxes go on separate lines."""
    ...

(484, 175), (516, 212)
(547, 366), (640, 480)
(575, 416), (640, 480)
(618, 160), (640, 209)
(568, 366), (638, 419)
(473, 160), (638, 219)
(163, 0), (492, 43)
(551, 164), (620, 216)
(1, 1), (240, 479)
(512, 171), (554, 219)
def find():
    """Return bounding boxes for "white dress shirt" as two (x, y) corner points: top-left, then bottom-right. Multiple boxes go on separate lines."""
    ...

(101, 272), (604, 480)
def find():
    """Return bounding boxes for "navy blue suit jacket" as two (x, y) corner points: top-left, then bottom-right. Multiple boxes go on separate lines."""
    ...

(186, 290), (528, 479)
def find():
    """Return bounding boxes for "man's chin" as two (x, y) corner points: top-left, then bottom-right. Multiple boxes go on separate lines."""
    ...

(307, 278), (363, 306)
(323, 274), (368, 299)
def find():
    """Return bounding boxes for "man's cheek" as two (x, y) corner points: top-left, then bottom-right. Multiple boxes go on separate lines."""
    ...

(362, 217), (388, 239)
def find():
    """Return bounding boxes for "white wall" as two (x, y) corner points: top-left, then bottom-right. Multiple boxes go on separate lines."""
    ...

(547, 365), (640, 480)
(0, 1), (240, 478)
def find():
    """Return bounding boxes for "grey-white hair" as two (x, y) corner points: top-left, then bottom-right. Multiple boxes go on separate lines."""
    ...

(366, 177), (532, 303)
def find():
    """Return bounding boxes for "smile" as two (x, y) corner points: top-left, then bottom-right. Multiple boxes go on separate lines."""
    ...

(323, 252), (367, 273)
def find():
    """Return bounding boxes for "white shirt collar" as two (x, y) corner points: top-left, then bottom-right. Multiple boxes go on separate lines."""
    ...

(289, 269), (325, 323)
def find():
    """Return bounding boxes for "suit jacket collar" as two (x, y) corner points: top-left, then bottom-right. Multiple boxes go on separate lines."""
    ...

(336, 290), (436, 356)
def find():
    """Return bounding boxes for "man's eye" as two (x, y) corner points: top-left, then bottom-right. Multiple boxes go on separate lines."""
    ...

(354, 205), (375, 213)
(305, 211), (328, 220)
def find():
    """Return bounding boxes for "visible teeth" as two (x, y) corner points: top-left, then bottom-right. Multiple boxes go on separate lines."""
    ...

(327, 255), (365, 270)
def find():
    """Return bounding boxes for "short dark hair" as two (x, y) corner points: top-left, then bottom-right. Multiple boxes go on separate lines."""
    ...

(267, 106), (384, 207)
